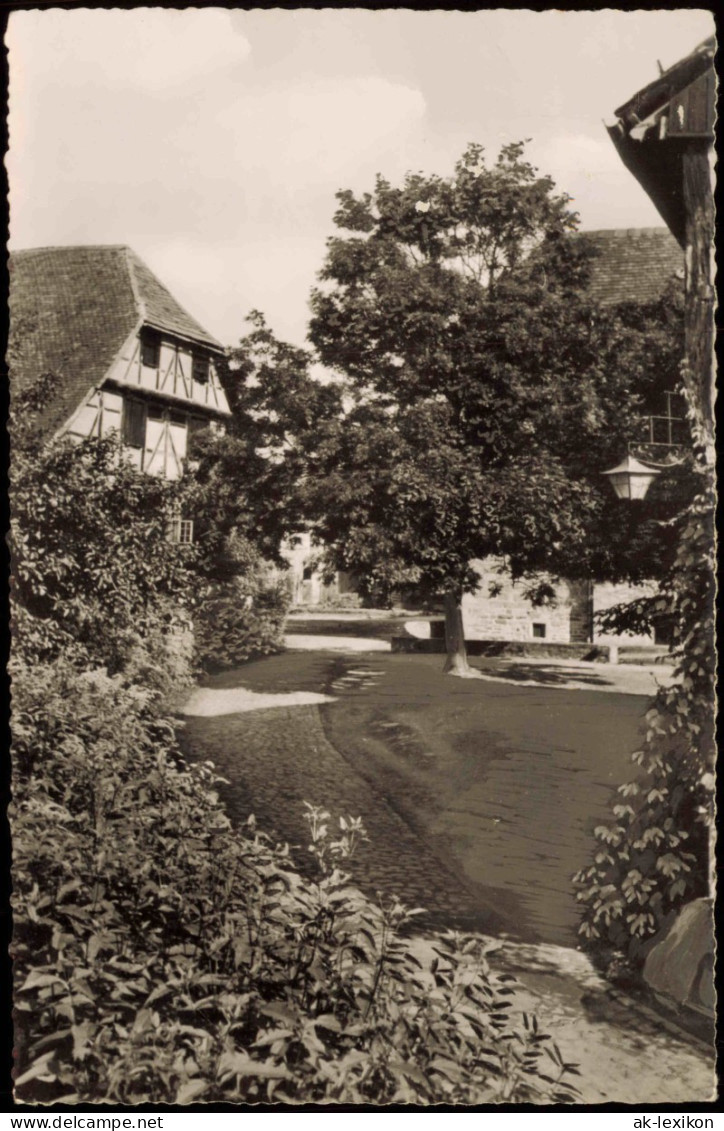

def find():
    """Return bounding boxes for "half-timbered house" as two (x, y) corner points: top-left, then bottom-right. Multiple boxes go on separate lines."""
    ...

(606, 35), (715, 464)
(9, 245), (231, 484)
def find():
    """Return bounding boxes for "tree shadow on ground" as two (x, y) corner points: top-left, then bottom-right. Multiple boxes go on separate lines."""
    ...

(200, 650), (335, 694)
(482, 663), (611, 687)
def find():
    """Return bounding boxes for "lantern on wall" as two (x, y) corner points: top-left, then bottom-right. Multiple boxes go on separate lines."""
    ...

(602, 453), (661, 500)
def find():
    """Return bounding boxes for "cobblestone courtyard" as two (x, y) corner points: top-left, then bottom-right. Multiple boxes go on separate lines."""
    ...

(181, 649), (648, 944)
(179, 646), (716, 1103)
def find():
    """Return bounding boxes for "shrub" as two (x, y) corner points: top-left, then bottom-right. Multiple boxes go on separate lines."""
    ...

(194, 573), (290, 672)
(10, 424), (196, 681)
(317, 592), (362, 611)
(12, 659), (579, 1105)
(573, 477), (715, 967)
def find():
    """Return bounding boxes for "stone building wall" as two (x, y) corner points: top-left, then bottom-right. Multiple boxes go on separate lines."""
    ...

(462, 559), (658, 646)
(568, 580), (594, 643)
(462, 559), (573, 643)
(278, 533), (354, 606)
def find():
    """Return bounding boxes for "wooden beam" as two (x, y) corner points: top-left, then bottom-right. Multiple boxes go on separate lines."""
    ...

(613, 36), (715, 130)
(606, 126), (687, 246)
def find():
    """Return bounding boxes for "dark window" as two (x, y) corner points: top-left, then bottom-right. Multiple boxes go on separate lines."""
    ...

(141, 333), (160, 368)
(192, 353), (209, 384)
(646, 391), (687, 447)
(169, 410), (187, 427)
(147, 405), (164, 422)
(122, 400), (146, 448)
(653, 615), (675, 646)
(532, 623), (547, 639)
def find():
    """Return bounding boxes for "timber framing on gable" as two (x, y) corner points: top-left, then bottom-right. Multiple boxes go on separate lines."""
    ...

(106, 330), (228, 414)
(10, 245), (232, 481)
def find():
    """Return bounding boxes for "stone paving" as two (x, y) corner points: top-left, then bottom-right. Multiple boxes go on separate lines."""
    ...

(181, 648), (655, 943)
(179, 646), (716, 1104)
(181, 698), (508, 935)
(318, 652), (651, 946)
(407, 934), (716, 1104)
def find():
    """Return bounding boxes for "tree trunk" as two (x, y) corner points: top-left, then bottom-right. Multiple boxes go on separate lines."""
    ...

(442, 590), (474, 677)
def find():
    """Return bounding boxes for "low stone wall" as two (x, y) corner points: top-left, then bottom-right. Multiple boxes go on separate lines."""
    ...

(391, 636), (610, 661)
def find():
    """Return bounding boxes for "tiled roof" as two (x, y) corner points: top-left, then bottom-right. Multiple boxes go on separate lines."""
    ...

(125, 249), (222, 349)
(577, 227), (684, 306)
(8, 244), (222, 437)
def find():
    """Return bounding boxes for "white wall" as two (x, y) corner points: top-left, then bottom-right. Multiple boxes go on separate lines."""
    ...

(592, 580), (657, 647)
(462, 558), (659, 646)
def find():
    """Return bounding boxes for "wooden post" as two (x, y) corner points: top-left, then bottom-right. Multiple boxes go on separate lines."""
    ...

(682, 139), (716, 900)
(682, 142), (716, 464)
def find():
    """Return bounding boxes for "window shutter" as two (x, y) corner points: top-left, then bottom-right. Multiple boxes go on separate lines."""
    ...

(141, 333), (160, 368)
(192, 353), (209, 384)
(123, 399), (146, 448)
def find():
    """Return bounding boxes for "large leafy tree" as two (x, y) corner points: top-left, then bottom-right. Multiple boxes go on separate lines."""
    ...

(189, 311), (343, 584)
(306, 142), (689, 674)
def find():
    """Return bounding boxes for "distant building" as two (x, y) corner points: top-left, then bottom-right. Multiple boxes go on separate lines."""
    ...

(9, 245), (231, 489)
(280, 532), (356, 608)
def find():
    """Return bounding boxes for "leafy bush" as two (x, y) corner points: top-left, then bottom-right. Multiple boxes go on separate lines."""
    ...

(12, 659), (579, 1105)
(194, 573), (290, 672)
(574, 477), (715, 966)
(318, 592), (362, 610)
(10, 423), (196, 682)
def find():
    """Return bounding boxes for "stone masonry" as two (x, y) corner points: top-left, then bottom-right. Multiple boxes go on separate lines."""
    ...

(462, 558), (656, 647)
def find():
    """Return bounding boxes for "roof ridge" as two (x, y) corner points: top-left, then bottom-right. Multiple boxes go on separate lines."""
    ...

(11, 243), (132, 255)
(125, 247), (223, 349)
(11, 243), (223, 350)
(123, 246), (147, 324)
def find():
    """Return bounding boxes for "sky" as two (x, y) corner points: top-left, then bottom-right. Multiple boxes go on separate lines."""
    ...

(6, 7), (715, 350)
